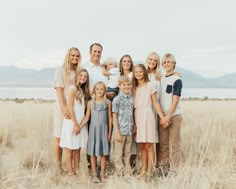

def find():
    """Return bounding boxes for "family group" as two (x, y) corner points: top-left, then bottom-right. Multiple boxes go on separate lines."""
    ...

(53, 43), (182, 183)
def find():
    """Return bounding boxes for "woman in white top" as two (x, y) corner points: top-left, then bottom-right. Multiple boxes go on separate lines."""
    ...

(53, 47), (81, 174)
(119, 54), (134, 79)
(145, 51), (162, 168)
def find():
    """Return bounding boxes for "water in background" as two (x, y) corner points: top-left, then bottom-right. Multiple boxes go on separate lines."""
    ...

(0, 87), (236, 100)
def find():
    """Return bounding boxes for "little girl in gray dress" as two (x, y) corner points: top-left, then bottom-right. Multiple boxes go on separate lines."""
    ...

(79, 81), (112, 183)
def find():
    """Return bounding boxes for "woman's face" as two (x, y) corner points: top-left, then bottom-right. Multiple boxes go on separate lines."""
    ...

(147, 55), (158, 70)
(121, 57), (132, 71)
(69, 49), (81, 65)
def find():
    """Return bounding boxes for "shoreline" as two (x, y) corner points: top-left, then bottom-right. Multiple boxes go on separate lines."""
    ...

(0, 97), (236, 103)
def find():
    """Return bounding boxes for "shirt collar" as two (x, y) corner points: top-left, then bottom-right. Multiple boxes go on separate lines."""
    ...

(88, 61), (101, 68)
(119, 91), (131, 98)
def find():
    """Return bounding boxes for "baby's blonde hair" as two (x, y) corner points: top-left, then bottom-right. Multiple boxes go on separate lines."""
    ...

(104, 57), (117, 67)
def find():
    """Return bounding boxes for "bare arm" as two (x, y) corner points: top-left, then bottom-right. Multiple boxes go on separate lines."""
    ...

(108, 101), (112, 142)
(151, 92), (165, 121)
(165, 95), (180, 120)
(67, 87), (77, 125)
(102, 66), (111, 76)
(79, 102), (91, 128)
(56, 87), (70, 119)
(106, 92), (116, 101)
(132, 108), (136, 134)
(112, 112), (122, 142)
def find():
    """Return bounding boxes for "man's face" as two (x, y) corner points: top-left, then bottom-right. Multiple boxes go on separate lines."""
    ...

(90, 45), (102, 63)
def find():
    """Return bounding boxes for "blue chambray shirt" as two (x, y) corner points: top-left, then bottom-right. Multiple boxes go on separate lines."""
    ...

(112, 92), (133, 135)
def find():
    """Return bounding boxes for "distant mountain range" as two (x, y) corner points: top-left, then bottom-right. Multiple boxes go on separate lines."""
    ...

(1, 65), (236, 88)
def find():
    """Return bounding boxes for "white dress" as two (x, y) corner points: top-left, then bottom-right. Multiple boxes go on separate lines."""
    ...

(60, 86), (88, 150)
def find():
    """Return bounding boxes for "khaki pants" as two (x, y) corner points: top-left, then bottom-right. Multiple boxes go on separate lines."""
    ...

(114, 135), (132, 173)
(159, 114), (182, 169)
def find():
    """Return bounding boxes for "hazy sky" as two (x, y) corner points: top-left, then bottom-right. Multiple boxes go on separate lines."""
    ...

(0, 0), (235, 77)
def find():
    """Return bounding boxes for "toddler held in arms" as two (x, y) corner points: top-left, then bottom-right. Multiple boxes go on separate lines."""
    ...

(102, 57), (120, 96)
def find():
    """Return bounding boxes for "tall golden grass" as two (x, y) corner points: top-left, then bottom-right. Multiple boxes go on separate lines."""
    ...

(0, 100), (236, 189)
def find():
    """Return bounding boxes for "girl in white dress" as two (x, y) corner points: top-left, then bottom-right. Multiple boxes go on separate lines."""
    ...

(145, 52), (162, 168)
(60, 69), (90, 177)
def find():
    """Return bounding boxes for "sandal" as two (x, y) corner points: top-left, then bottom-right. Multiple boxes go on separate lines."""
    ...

(136, 170), (146, 180)
(92, 175), (100, 183)
(100, 174), (108, 183)
(74, 169), (80, 175)
(68, 172), (75, 176)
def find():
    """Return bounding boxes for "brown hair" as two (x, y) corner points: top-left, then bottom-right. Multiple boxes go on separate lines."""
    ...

(89, 43), (103, 53)
(119, 54), (134, 75)
(132, 64), (149, 96)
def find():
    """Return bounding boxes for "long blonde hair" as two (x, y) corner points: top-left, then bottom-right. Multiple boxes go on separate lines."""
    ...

(91, 81), (107, 103)
(145, 52), (162, 81)
(74, 69), (90, 104)
(63, 47), (81, 82)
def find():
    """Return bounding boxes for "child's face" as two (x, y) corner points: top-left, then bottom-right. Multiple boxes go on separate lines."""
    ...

(147, 55), (158, 70)
(106, 62), (116, 70)
(162, 58), (175, 73)
(69, 50), (80, 65)
(95, 84), (105, 97)
(134, 67), (144, 80)
(78, 71), (88, 84)
(119, 81), (132, 95)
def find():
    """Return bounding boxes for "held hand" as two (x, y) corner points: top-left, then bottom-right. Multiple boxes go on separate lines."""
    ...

(73, 124), (80, 135)
(63, 106), (71, 119)
(106, 92), (116, 101)
(115, 132), (122, 143)
(160, 116), (171, 128)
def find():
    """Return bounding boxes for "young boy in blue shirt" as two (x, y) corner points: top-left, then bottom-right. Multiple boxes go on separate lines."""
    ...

(112, 75), (135, 176)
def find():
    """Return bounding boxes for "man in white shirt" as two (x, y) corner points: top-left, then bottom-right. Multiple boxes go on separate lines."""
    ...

(83, 43), (116, 100)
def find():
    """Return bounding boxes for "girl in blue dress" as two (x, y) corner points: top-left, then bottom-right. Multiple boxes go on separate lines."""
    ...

(79, 81), (112, 183)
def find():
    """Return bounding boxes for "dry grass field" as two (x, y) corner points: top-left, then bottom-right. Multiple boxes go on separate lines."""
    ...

(0, 100), (236, 189)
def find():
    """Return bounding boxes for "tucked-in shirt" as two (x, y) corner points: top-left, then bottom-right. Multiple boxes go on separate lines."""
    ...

(112, 92), (134, 135)
(160, 74), (182, 116)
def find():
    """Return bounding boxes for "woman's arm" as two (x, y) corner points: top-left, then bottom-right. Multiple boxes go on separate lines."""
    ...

(56, 88), (70, 119)
(67, 87), (81, 134)
(67, 87), (77, 125)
